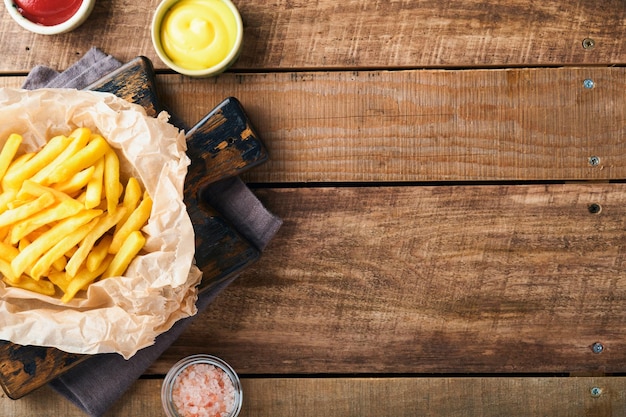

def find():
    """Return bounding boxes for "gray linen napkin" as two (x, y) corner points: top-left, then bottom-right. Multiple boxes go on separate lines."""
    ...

(22, 47), (281, 416)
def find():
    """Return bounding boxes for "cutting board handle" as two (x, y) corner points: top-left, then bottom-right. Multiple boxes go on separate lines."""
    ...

(184, 96), (268, 193)
(183, 97), (267, 283)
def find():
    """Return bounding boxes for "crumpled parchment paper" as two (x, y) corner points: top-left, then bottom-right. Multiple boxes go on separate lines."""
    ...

(0, 87), (202, 359)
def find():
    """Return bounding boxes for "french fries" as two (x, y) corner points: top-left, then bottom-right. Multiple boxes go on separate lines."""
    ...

(0, 134), (22, 184)
(3, 135), (73, 190)
(0, 128), (151, 302)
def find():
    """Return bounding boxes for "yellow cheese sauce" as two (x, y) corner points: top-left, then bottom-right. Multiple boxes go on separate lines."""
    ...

(160, 0), (239, 70)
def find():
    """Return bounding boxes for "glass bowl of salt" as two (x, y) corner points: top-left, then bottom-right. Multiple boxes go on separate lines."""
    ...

(162, 354), (243, 417)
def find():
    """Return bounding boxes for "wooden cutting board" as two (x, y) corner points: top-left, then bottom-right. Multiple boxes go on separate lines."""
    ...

(0, 57), (268, 399)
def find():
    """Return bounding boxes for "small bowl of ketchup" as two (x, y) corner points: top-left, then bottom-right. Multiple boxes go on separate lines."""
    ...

(4, 0), (95, 35)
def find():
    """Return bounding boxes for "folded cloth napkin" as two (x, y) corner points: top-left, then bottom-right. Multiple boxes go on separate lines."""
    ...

(22, 47), (281, 417)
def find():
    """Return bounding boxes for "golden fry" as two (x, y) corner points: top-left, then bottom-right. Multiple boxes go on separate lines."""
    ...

(3, 135), (72, 189)
(75, 190), (87, 204)
(0, 191), (55, 228)
(2, 152), (34, 191)
(65, 207), (126, 277)
(11, 209), (102, 278)
(104, 148), (120, 214)
(7, 152), (34, 168)
(0, 189), (18, 214)
(6, 198), (29, 210)
(0, 258), (17, 282)
(30, 128), (91, 185)
(61, 255), (112, 303)
(26, 225), (49, 241)
(47, 136), (109, 184)
(109, 193), (152, 254)
(0, 134), (23, 185)
(18, 180), (73, 202)
(52, 255), (67, 272)
(65, 245), (78, 258)
(0, 241), (19, 262)
(102, 231), (145, 279)
(52, 166), (95, 196)
(47, 270), (72, 293)
(70, 127), (93, 141)
(86, 234), (112, 272)
(85, 157), (104, 209)
(10, 199), (84, 245)
(116, 177), (141, 232)
(30, 218), (98, 280)
(3, 274), (55, 296)
(18, 237), (30, 252)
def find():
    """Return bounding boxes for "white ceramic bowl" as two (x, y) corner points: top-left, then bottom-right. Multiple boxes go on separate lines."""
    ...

(151, 0), (244, 77)
(3, 0), (95, 35)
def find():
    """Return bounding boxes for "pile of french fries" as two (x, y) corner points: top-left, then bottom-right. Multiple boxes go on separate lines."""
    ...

(0, 127), (152, 303)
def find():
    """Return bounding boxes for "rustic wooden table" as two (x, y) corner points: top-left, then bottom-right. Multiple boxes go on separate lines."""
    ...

(1, 0), (626, 416)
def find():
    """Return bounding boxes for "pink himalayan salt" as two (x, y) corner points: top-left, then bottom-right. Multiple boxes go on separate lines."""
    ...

(172, 363), (236, 417)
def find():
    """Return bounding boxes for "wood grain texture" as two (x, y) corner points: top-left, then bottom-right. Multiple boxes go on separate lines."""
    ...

(3, 66), (624, 183)
(0, 0), (624, 73)
(185, 97), (268, 186)
(87, 56), (162, 117)
(1, 0), (624, 414)
(2, 377), (625, 417)
(160, 67), (625, 182)
(0, 342), (84, 400)
(181, 96), (266, 292)
(150, 184), (626, 375)
(236, 0), (626, 69)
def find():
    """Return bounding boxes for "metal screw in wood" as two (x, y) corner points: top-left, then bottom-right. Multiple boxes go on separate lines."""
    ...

(588, 203), (601, 214)
(582, 38), (595, 49)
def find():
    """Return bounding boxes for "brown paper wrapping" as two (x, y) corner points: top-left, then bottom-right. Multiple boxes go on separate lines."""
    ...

(0, 88), (202, 359)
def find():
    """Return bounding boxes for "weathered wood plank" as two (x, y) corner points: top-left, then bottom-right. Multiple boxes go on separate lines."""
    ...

(0, 0), (623, 73)
(237, 0), (626, 69)
(162, 67), (625, 182)
(153, 184), (626, 374)
(239, 377), (623, 417)
(2, 377), (625, 417)
(3, 68), (624, 183)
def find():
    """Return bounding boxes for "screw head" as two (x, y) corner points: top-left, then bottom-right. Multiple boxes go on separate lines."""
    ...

(583, 79), (595, 89)
(592, 342), (604, 354)
(588, 156), (600, 167)
(588, 203), (601, 214)
(591, 387), (602, 397)
(582, 38), (595, 49)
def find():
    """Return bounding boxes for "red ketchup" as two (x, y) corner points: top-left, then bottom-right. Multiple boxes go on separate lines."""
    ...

(14, 0), (83, 26)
